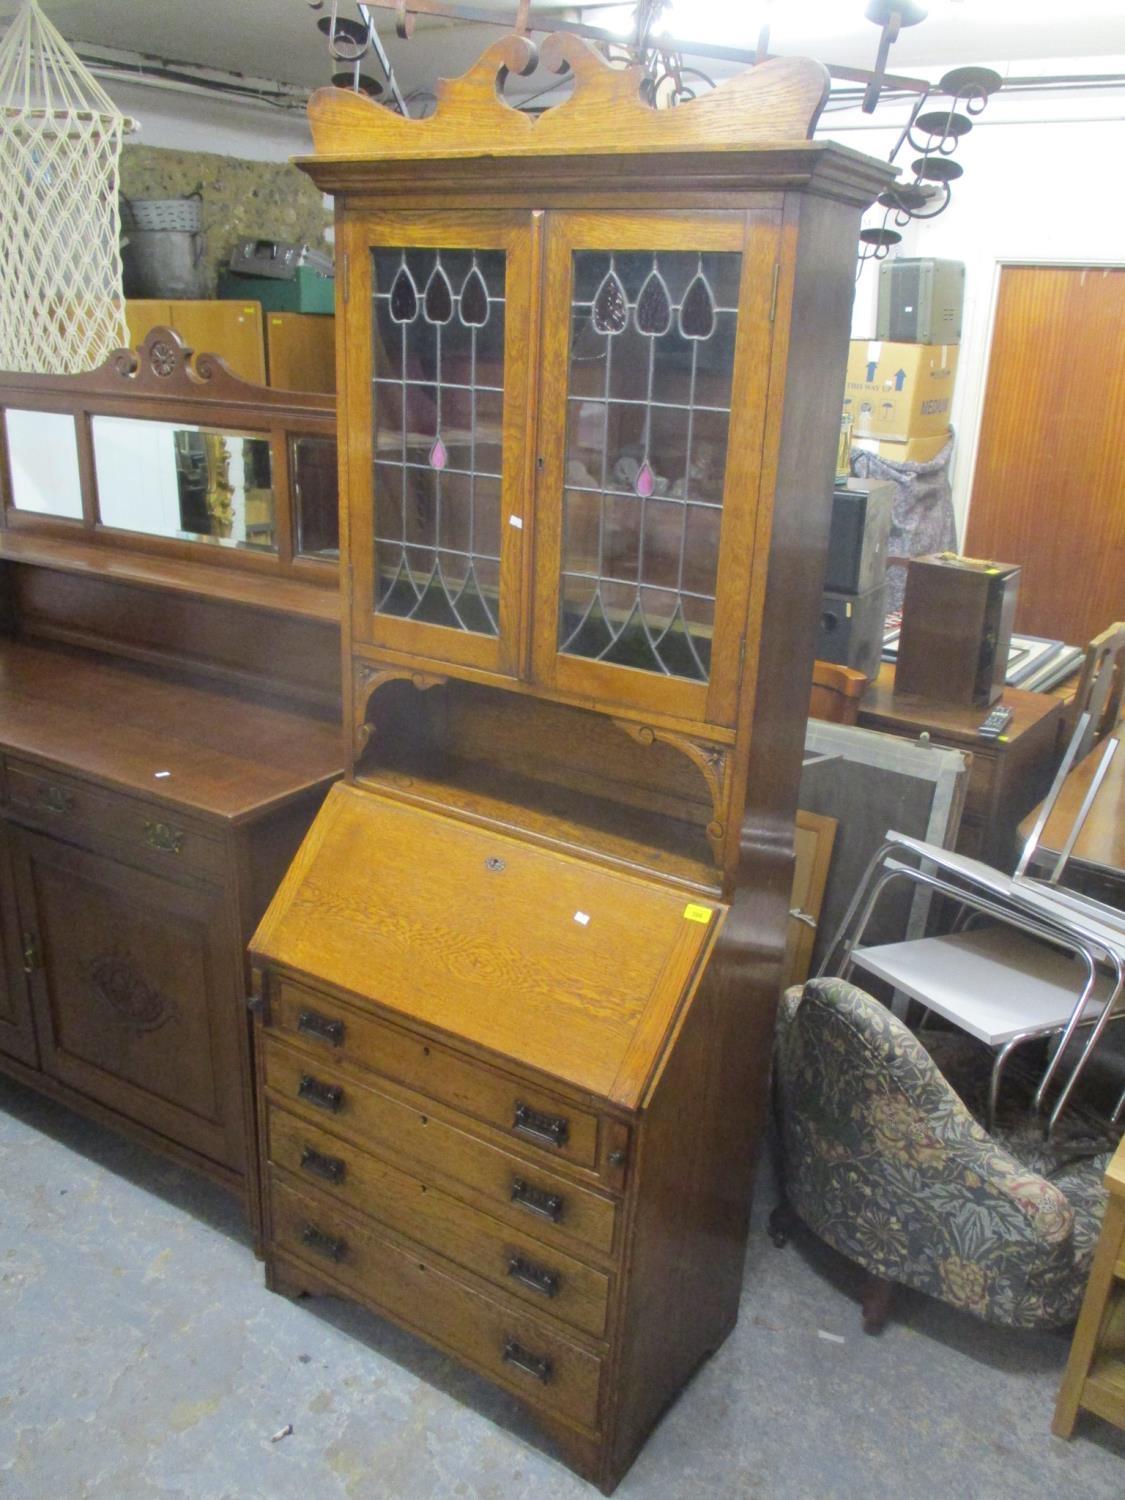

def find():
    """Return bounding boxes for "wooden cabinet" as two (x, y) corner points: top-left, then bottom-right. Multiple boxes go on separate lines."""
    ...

(252, 33), (892, 1492)
(858, 664), (1065, 865)
(0, 641), (341, 1219)
(265, 313), (336, 394)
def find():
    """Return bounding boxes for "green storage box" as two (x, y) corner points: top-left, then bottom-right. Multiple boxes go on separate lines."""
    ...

(218, 265), (334, 314)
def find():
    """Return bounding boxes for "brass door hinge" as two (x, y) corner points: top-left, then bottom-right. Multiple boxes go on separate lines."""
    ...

(342, 251), (349, 305)
(769, 263), (780, 324)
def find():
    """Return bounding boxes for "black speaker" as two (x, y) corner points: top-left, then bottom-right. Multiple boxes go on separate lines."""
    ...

(817, 583), (886, 680)
(825, 480), (894, 596)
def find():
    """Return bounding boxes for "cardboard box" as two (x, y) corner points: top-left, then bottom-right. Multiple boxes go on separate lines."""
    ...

(853, 429), (952, 465)
(844, 340), (958, 441)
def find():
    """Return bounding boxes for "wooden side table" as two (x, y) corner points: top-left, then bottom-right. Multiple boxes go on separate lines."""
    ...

(858, 664), (1065, 867)
(1053, 1135), (1125, 1438)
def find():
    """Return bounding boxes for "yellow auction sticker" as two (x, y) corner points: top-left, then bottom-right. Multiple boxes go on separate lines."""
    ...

(682, 903), (713, 924)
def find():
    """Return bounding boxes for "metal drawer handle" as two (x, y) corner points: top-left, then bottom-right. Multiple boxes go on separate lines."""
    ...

(300, 1145), (346, 1184)
(300, 1222), (346, 1262)
(507, 1254), (560, 1299)
(510, 1177), (564, 1223)
(512, 1101), (569, 1150)
(143, 819), (184, 855)
(298, 1073), (343, 1114)
(297, 1008), (345, 1047)
(39, 784), (73, 814)
(502, 1337), (553, 1385)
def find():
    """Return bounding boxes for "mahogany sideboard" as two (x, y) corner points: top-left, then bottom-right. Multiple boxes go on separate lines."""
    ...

(0, 334), (344, 1227)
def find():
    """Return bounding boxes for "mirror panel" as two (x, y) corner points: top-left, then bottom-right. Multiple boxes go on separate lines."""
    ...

(93, 415), (276, 551)
(3, 408), (84, 519)
(292, 434), (339, 560)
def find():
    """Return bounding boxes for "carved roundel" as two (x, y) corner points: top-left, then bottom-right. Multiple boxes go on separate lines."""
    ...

(87, 949), (177, 1032)
(149, 339), (178, 378)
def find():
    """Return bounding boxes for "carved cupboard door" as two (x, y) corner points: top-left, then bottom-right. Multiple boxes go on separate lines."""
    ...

(0, 824), (38, 1066)
(339, 213), (537, 678)
(11, 828), (247, 1171)
(531, 210), (781, 730)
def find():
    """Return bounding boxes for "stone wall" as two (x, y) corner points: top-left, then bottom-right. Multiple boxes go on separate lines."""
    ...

(120, 145), (331, 297)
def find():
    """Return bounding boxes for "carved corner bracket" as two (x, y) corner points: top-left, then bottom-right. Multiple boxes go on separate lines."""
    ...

(353, 662), (447, 758)
(611, 720), (730, 861)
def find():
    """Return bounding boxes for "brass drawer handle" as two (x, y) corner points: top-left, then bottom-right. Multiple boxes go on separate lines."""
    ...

(512, 1101), (569, 1150)
(297, 1008), (345, 1047)
(507, 1254), (560, 1299)
(39, 784), (73, 815)
(298, 1073), (343, 1114)
(510, 1177), (563, 1223)
(300, 1222), (346, 1262)
(502, 1337), (553, 1385)
(300, 1145), (346, 1184)
(143, 819), (184, 855)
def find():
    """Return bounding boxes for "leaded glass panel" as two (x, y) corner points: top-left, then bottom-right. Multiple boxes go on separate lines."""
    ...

(371, 247), (506, 635)
(559, 249), (742, 682)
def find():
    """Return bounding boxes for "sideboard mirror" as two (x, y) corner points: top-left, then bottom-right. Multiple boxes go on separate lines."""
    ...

(0, 328), (338, 583)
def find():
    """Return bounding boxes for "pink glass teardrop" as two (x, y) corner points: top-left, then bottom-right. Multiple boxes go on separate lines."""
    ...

(635, 460), (655, 498)
(429, 437), (448, 470)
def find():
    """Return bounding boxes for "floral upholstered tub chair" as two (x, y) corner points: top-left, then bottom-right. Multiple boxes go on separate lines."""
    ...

(772, 977), (1112, 1332)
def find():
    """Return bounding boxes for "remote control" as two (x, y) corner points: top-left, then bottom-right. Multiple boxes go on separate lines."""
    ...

(977, 705), (1013, 739)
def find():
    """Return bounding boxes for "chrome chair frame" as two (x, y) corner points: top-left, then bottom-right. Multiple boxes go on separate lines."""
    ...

(820, 836), (1124, 1133)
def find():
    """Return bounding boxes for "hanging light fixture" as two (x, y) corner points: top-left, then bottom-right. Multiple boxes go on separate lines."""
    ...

(859, 63), (1003, 261)
(858, 3), (1002, 263)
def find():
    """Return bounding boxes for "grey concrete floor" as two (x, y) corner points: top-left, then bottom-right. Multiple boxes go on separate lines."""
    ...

(1, 1073), (1123, 1500)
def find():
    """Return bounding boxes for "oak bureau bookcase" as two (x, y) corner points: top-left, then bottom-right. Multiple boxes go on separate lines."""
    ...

(249, 32), (892, 1491)
(0, 331), (343, 1228)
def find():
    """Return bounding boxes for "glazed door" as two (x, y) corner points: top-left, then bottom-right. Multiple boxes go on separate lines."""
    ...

(341, 212), (536, 677)
(531, 210), (780, 729)
(12, 828), (247, 1171)
(0, 824), (37, 1066)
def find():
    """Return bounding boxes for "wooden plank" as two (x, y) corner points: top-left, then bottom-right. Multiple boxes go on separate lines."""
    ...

(965, 266), (1125, 644)
(306, 36), (829, 162)
(0, 640), (341, 823)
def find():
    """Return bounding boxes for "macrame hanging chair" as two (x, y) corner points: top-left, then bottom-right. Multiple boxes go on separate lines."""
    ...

(0, 0), (134, 373)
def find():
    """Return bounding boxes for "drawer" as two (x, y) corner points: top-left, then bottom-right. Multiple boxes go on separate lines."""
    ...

(263, 1035), (618, 1257)
(268, 1104), (611, 1339)
(2, 759), (226, 883)
(271, 1177), (604, 1433)
(272, 976), (603, 1172)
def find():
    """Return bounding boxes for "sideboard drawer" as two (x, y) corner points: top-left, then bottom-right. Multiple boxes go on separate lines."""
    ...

(263, 1036), (619, 1257)
(272, 976), (602, 1171)
(268, 1104), (611, 1338)
(3, 759), (226, 882)
(272, 1177), (605, 1432)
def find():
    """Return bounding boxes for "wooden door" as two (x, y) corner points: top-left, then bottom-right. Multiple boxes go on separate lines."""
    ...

(965, 266), (1125, 644)
(12, 828), (247, 1170)
(0, 824), (37, 1066)
(530, 210), (780, 730)
(339, 213), (536, 679)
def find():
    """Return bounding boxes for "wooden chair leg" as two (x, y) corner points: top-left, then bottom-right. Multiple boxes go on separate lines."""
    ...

(861, 1274), (894, 1334)
(768, 1198), (799, 1248)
